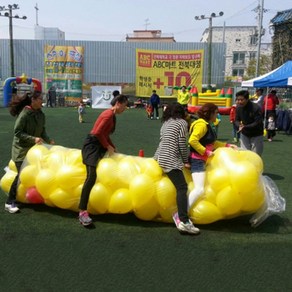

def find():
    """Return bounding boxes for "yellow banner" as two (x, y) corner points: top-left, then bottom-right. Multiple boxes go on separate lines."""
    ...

(136, 49), (204, 97)
(44, 45), (84, 103)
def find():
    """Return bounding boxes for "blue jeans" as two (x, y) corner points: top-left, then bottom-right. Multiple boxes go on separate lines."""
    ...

(190, 158), (206, 173)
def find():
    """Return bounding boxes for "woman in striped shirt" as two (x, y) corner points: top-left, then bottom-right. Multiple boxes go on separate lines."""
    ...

(154, 103), (200, 235)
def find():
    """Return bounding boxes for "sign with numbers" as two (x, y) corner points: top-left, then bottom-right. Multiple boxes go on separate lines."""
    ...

(136, 49), (204, 97)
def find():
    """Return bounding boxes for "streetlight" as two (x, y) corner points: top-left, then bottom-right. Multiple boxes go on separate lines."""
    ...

(195, 11), (224, 89)
(0, 4), (27, 77)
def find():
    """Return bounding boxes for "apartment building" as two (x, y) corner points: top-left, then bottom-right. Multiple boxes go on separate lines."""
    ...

(201, 26), (272, 80)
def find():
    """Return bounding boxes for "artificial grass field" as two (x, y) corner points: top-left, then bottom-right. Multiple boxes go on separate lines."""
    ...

(0, 106), (291, 292)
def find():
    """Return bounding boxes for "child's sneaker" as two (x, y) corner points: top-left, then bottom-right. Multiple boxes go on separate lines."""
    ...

(5, 202), (20, 214)
(172, 212), (181, 228)
(177, 221), (200, 235)
(79, 211), (92, 226)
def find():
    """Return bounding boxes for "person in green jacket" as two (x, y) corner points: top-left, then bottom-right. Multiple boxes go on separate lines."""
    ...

(5, 91), (55, 213)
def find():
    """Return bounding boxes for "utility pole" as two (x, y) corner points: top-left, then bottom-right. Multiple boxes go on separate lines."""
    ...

(255, 0), (264, 77)
(144, 18), (150, 30)
(34, 3), (39, 26)
(0, 4), (27, 77)
(195, 12), (224, 90)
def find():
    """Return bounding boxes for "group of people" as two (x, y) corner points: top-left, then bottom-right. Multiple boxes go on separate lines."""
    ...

(5, 86), (235, 236)
(6, 85), (278, 235)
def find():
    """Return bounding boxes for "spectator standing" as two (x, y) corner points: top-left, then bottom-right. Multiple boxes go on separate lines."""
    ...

(150, 90), (160, 119)
(235, 90), (264, 156)
(251, 88), (265, 108)
(229, 103), (240, 142)
(47, 86), (57, 107)
(78, 101), (86, 123)
(177, 86), (191, 112)
(263, 90), (279, 125)
(267, 114), (276, 142)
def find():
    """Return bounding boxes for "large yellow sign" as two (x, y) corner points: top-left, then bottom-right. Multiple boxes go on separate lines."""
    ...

(136, 49), (204, 97)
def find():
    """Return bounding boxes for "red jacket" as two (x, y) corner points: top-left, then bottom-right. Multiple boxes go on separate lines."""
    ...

(90, 109), (115, 149)
(229, 105), (236, 122)
(263, 94), (279, 111)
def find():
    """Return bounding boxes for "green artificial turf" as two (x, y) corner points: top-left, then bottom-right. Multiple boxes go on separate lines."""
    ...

(0, 106), (291, 292)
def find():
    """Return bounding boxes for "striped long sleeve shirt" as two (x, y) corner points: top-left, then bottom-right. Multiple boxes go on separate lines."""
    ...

(154, 118), (189, 173)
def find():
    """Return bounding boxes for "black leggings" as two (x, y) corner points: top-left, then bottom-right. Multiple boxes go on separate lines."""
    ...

(78, 165), (97, 210)
(166, 169), (189, 223)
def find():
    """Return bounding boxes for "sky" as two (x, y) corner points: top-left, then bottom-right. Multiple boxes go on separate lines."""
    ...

(0, 0), (291, 43)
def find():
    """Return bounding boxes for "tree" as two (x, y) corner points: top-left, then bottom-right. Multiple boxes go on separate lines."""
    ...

(243, 55), (272, 80)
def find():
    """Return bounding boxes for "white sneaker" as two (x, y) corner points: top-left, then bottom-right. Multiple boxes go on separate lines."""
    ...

(5, 203), (20, 214)
(177, 221), (200, 235)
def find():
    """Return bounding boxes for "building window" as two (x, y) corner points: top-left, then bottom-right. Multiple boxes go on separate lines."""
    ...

(232, 69), (244, 77)
(250, 52), (256, 60)
(233, 52), (245, 65)
(250, 35), (258, 45)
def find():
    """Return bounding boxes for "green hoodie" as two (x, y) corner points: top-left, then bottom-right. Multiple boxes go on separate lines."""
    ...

(12, 106), (51, 162)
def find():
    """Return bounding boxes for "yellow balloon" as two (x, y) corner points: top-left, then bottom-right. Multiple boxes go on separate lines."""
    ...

(45, 150), (66, 171)
(209, 147), (238, 170)
(140, 158), (163, 180)
(157, 206), (177, 223)
(216, 186), (242, 216)
(96, 158), (119, 187)
(109, 188), (132, 214)
(207, 167), (230, 193)
(240, 182), (265, 212)
(66, 149), (83, 166)
(88, 183), (111, 214)
(26, 144), (49, 165)
(49, 188), (78, 209)
(0, 171), (17, 193)
(35, 169), (57, 199)
(187, 181), (194, 195)
(44, 198), (55, 208)
(230, 161), (259, 193)
(130, 174), (156, 209)
(134, 196), (159, 221)
(204, 185), (217, 204)
(17, 183), (28, 203)
(238, 150), (264, 174)
(118, 157), (139, 185)
(190, 200), (223, 224)
(8, 160), (17, 172)
(73, 184), (83, 198)
(19, 165), (38, 188)
(155, 176), (176, 210)
(49, 145), (68, 153)
(183, 167), (192, 184)
(56, 165), (86, 190)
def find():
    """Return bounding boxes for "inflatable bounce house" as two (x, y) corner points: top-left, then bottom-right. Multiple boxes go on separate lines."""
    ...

(174, 86), (233, 115)
(2, 73), (42, 107)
